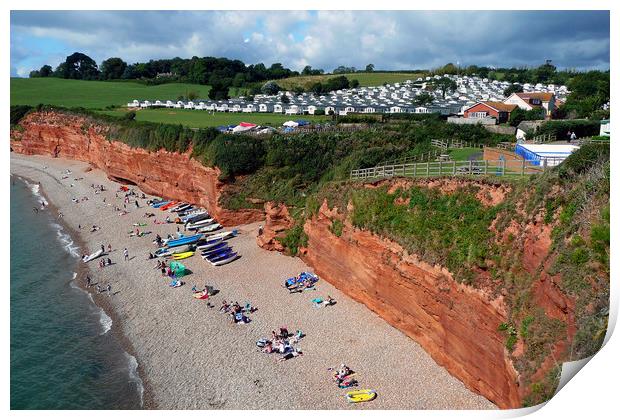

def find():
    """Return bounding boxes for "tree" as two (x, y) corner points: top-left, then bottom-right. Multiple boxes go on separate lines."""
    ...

(350, 79), (360, 88)
(29, 70), (41, 78)
(535, 61), (556, 83)
(413, 92), (433, 107)
(208, 75), (230, 100)
(302, 65), (313, 75)
(430, 77), (457, 98)
(509, 108), (545, 127)
(261, 81), (281, 95)
(324, 76), (349, 92)
(280, 94), (290, 104)
(61, 52), (100, 80)
(100, 57), (127, 80)
(310, 82), (324, 95)
(292, 86), (304, 95)
(503, 84), (523, 97)
(39, 64), (53, 77)
(365, 64), (375, 72)
(187, 91), (199, 101)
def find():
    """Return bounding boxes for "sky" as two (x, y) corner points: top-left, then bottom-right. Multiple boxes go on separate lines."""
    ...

(10, 10), (610, 77)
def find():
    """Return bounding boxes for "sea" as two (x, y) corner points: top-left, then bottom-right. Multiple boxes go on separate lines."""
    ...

(10, 176), (143, 409)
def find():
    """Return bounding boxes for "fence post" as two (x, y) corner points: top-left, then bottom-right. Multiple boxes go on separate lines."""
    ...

(469, 160), (472, 174)
(484, 160), (488, 175)
(426, 162), (430, 177)
(453, 161), (456, 175)
(502, 159), (505, 176)
(439, 160), (442, 175)
(521, 159), (525, 176)
(543, 159), (548, 171)
(414, 162), (417, 177)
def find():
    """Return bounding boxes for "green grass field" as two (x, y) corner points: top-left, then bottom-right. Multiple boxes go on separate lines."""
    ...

(448, 147), (484, 161)
(11, 78), (213, 109)
(100, 108), (330, 128)
(274, 72), (425, 90)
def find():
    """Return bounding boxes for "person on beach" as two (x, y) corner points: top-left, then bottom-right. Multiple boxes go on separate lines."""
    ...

(32, 207), (38, 213)
(101, 244), (105, 254)
(135, 201), (139, 208)
(86, 275), (92, 287)
(58, 212), (63, 219)
(107, 244), (112, 253)
(123, 248), (129, 261)
(107, 257), (112, 266)
(106, 284), (112, 296)
(96, 285), (102, 294)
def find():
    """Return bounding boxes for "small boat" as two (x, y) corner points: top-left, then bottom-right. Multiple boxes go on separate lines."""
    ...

(183, 212), (210, 223)
(187, 219), (215, 230)
(196, 238), (223, 251)
(210, 252), (239, 266)
(177, 207), (198, 217)
(198, 223), (221, 233)
(202, 246), (231, 258)
(165, 234), (203, 248)
(170, 203), (190, 212)
(205, 230), (236, 241)
(198, 241), (226, 254)
(155, 248), (173, 257)
(82, 249), (103, 263)
(345, 389), (376, 403)
(159, 201), (178, 211)
(172, 251), (194, 260)
(151, 200), (171, 209)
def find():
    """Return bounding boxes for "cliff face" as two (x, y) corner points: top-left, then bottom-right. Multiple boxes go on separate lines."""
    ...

(256, 202), (294, 252)
(10, 111), (263, 225)
(301, 201), (521, 408)
(257, 181), (574, 409)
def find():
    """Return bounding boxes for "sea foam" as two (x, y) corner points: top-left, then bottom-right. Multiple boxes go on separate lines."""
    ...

(126, 353), (145, 407)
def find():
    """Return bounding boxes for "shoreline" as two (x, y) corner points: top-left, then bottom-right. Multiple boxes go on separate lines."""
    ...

(10, 153), (495, 410)
(11, 172), (155, 409)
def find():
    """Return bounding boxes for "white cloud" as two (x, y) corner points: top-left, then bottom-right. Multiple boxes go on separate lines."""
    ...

(10, 10), (610, 76)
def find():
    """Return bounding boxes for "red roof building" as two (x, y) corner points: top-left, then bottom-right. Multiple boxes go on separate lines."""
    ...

(463, 101), (517, 124)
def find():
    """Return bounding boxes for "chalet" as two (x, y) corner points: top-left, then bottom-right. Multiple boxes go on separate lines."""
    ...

(504, 92), (555, 116)
(127, 100), (140, 107)
(463, 101), (517, 124)
(273, 104), (283, 113)
(389, 106), (403, 113)
(184, 101), (194, 109)
(258, 103), (272, 113)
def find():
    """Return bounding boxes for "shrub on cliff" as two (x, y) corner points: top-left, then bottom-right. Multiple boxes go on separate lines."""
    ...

(10, 105), (33, 125)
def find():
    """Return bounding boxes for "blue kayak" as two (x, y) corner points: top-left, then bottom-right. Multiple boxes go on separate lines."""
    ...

(166, 234), (203, 248)
(152, 200), (171, 208)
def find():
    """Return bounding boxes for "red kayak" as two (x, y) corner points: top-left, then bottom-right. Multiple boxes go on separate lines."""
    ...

(160, 201), (178, 211)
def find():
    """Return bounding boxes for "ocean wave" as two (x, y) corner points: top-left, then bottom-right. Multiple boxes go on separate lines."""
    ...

(69, 275), (112, 335)
(50, 222), (80, 258)
(23, 179), (49, 206)
(125, 353), (144, 407)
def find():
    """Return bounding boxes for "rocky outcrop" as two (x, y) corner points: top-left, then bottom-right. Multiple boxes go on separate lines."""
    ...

(10, 111), (264, 226)
(256, 202), (294, 252)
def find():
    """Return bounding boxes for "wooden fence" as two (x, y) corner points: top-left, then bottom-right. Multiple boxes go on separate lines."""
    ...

(350, 158), (551, 180)
(430, 139), (486, 150)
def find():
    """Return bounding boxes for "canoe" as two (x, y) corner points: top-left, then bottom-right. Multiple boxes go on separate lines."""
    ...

(210, 252), (238, 266)
(199, 242), (227, 254)
(345, 389), (376, 403)
(183, 212), (210, 223)
(172, 251), (194, 260)
(170, 203), (190, 212)
(152, 200), (170, 209)
(82, 249), (103, 263)
(165, 234), (203, 248)
(186, 218), (215, 229)
(202, 246), (231, 258)
(198, 223), (221, 233)
(205, 230), (236, 241)
(159, 201), (178, 211)
(196, 238), (223, 251)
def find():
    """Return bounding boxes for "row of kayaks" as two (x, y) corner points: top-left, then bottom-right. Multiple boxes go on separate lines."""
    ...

(150, 200), (223, 233)
(154, 230), (239, 265)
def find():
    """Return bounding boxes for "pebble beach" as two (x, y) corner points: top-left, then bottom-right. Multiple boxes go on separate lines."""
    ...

(10, 153), (496, 410)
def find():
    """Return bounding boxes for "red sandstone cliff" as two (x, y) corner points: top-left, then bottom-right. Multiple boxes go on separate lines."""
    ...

(257, 180), (574, 409)
(10, 111), (263, 226)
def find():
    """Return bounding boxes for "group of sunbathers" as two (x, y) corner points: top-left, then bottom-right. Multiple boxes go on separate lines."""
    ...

(257, 327), (304, 361)
(219, 300), (253, 324)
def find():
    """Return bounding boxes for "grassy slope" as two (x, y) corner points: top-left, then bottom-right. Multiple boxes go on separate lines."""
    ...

(274, 72), (425, 90)
(10, 78), (213, 109)
(100, 108), (329, 128)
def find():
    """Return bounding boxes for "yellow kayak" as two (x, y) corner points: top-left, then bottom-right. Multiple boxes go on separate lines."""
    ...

(346, 389), (376, 403)
(172, 251), (194, 260)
